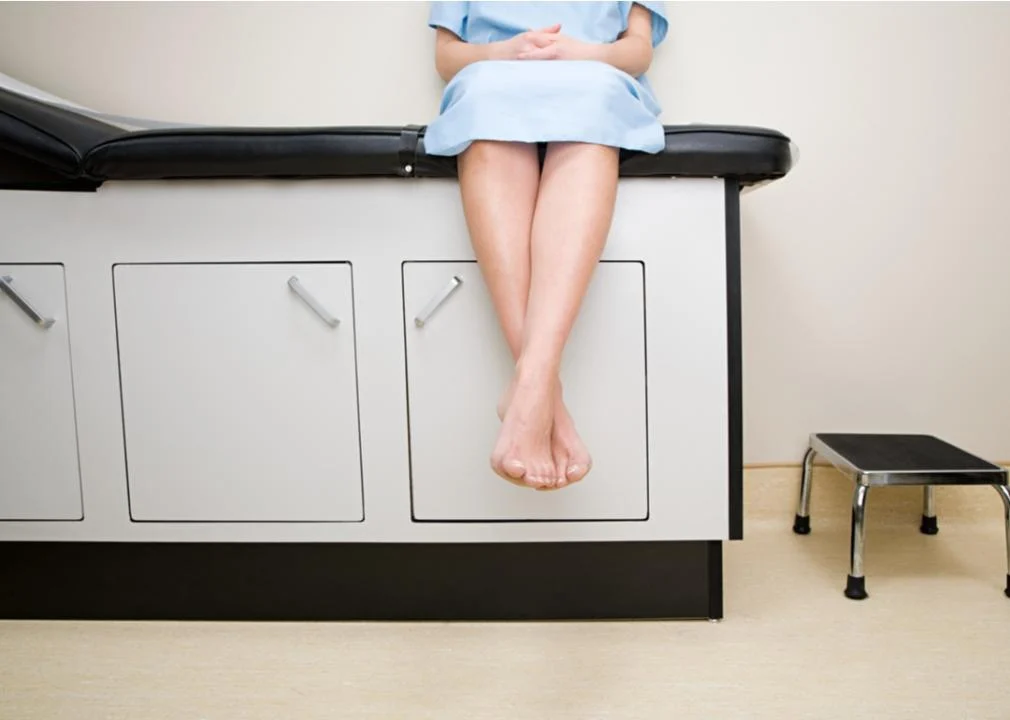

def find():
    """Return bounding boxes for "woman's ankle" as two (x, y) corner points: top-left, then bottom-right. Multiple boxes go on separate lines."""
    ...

(514, 353), (559, 389)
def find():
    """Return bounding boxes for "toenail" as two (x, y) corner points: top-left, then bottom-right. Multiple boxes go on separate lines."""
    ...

(504, 461), (525, 476)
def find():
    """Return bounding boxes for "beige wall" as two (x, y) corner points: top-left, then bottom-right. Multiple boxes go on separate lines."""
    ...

(2, 1), (1009, 465)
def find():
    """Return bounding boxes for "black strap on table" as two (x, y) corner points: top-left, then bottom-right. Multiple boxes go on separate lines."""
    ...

(398, 125), (424, 178)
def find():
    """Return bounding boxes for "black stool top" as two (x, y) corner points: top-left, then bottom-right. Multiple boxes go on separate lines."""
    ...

(813, 434), (1003, 474)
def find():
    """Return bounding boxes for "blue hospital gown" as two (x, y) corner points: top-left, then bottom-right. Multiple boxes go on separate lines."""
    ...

(425, 1), (669, 156)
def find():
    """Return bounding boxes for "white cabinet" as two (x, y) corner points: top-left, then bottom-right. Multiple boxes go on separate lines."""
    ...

(113, 263), (363, 522)
(0, 265), (82, 520)
(403, 261), (649, 521)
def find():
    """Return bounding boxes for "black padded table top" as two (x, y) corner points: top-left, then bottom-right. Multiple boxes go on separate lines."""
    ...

(812, 434), (1005, 475)
(0, 84), (795, 191)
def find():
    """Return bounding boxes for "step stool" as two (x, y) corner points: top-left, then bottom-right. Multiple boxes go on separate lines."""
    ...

(792, 433), (1010, 600)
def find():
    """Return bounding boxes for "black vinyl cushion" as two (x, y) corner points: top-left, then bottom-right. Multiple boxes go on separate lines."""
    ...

(0, 146), (99, 191)
(0, 87), (123, 175)
(82, 124), (793, 183)
(0, 86), (795, 186)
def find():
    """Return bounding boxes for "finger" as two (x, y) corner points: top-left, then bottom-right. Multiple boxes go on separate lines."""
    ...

(536, 23), (562, 34)
(519, 45), (558, 60)
(526, 33), (559, 48)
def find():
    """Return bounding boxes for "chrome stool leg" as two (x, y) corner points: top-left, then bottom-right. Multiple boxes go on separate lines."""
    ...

(995, 484), (1010, 598)
(845, 484), (870, 600)
(793, 447), (815, 534)
(920, 486), (939, 535)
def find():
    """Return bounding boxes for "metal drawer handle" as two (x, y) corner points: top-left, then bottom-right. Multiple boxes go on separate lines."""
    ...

(414, 275), (463, 328)
(0, 275), (55, 329)
(288, 276), (340, 328)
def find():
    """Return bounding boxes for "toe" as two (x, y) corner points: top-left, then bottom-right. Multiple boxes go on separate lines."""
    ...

(553, 458), (569, 489)
(566, 462), (590, 484)
(525, 461), (552, 490)
(545, 462), (565, 490)
(502, 458), (526, 480)
(490, 454), (526, 487)
(528, 474), (551, 490)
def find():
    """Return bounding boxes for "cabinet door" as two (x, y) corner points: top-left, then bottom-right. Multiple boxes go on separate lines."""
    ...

(114, 263), (363, 522)
(0, 265), (82, 520)
(403, 261), (648, 521)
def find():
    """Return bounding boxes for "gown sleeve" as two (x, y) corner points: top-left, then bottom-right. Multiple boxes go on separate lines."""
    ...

(622, 1), (669, 47)
(428, 1), (469, 40)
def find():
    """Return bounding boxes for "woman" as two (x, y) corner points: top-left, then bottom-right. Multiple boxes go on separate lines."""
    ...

(426, 1), (668, 491)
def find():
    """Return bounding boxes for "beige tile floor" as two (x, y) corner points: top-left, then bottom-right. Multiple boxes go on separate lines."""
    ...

(1, 466), (1008, 719)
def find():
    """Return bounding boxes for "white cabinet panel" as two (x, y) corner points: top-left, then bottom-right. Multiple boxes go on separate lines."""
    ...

(404, 261), (648, 521)
(0, 265), (82, 520)
(114, 263), (363, 522)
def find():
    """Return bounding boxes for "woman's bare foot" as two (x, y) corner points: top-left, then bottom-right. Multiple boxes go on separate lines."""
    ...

(497, 378), (591, 490)
(550, 397), (592, 489)
(490, 363), (559, 489)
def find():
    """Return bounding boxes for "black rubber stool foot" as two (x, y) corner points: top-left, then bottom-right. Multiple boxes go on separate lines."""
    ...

(1004, 575), (1009, 599)
(792, 515), (811, 535)
(919, 515), (939, 535)
(845, 575), (868, 600)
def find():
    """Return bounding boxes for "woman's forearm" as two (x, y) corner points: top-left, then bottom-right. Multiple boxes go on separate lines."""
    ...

(591, 3), (656, 76)
(435, 38), (502, 82)
(591, 36), (653, 77)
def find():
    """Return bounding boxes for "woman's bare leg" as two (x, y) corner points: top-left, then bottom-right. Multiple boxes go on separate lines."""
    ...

(457, 141), (550, 487)
(494, 142), (619, 490)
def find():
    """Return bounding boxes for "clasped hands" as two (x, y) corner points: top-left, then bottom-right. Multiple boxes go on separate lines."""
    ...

(492, 24), (600, 62)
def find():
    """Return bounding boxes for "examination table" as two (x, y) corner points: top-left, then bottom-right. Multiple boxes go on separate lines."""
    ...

(0, 78), (795, 620)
